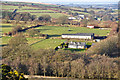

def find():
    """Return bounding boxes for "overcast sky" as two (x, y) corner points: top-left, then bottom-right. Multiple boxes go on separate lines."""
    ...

(2, 0), (119, 3)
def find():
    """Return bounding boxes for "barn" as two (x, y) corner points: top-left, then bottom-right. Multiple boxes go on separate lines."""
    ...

(61, 33), (94, 39)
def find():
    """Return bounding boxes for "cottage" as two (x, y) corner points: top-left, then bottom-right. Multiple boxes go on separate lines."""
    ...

(68, 41), (87, 49)
(87, 25), (94, 28)
(61, 33), (94, 39)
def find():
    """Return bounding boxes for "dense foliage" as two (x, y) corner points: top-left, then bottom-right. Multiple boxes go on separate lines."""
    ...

(2, 11), (36, 22)
(38, 14), (51, 22)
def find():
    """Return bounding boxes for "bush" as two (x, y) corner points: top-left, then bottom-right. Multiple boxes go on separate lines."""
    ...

(27, 29), (40, 37)
(1, 64), (28, 80)
(38, 14), (51, 22)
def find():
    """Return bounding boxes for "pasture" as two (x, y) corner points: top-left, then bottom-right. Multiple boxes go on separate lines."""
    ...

(31, 39), (66, 50)
(35, 26), (110, 36)
(30, 13), (65, 18)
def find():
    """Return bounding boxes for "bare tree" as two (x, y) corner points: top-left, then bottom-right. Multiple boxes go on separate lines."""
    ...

(40, 56), (48, 76)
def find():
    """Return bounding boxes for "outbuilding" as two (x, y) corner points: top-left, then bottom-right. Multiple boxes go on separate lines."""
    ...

(61, 33), (94, 39)
(87, 25), (94, 28)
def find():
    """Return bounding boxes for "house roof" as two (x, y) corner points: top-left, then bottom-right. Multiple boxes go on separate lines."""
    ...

(62, 33), (94, 36)
(87, 25), (94, 26)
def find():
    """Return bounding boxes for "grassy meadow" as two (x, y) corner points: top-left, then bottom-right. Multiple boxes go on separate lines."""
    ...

(31, 39), (66, 50)
(35, 26), (110, 36)
(30, 13), (65, 18)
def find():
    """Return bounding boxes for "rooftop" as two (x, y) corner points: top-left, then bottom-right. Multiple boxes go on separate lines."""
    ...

(62, 33), (94, 36)
(69, 41), (86, 46)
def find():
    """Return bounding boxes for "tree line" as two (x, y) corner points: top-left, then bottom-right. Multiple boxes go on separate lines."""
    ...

(2, 11), (118, 28)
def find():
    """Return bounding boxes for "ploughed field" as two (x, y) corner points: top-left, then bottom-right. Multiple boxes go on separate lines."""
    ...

(1, 24), (110, 50)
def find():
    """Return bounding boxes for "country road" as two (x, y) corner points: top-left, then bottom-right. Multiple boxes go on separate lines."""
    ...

(24, 75), (106, 80)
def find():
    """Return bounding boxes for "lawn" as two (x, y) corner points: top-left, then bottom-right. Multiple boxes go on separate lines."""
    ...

(35, 26), (110, 36)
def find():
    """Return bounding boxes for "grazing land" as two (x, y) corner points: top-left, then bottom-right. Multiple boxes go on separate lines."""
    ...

(31, 13), (65, 18)
(31, 39), (66, 50)
(35, 26), (110, 36)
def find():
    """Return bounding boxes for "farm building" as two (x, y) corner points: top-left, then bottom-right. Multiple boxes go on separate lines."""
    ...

(87, 25), (94, 28)
(61, 33), (94, 39)
(68, 41), (87, 49)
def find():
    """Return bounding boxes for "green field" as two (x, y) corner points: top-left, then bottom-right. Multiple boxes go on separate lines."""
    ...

(17, 10), (55, 12)
(30, 13), (65, 18)
(2, 5), (19, 9)
(31, 39), (66, 50)
(35, 26), (110, 36)
(1, 24), (13, 33)
(26, 38), (42, 45)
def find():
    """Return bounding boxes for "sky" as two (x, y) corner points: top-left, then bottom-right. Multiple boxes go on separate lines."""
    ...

(2, 0), (119, 3)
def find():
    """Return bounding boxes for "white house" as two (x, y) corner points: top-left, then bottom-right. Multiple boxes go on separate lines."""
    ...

(61, 33), (94, 39)
(68, 41), (87, 49)
(78, 15), (85, 18)
(77, 15), (85, 20)
(87, 25), (94, 28)
(68, 17), (76, 20)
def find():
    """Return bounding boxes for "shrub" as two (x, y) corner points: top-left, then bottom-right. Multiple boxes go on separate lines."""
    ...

(1, 64), (28, 80)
